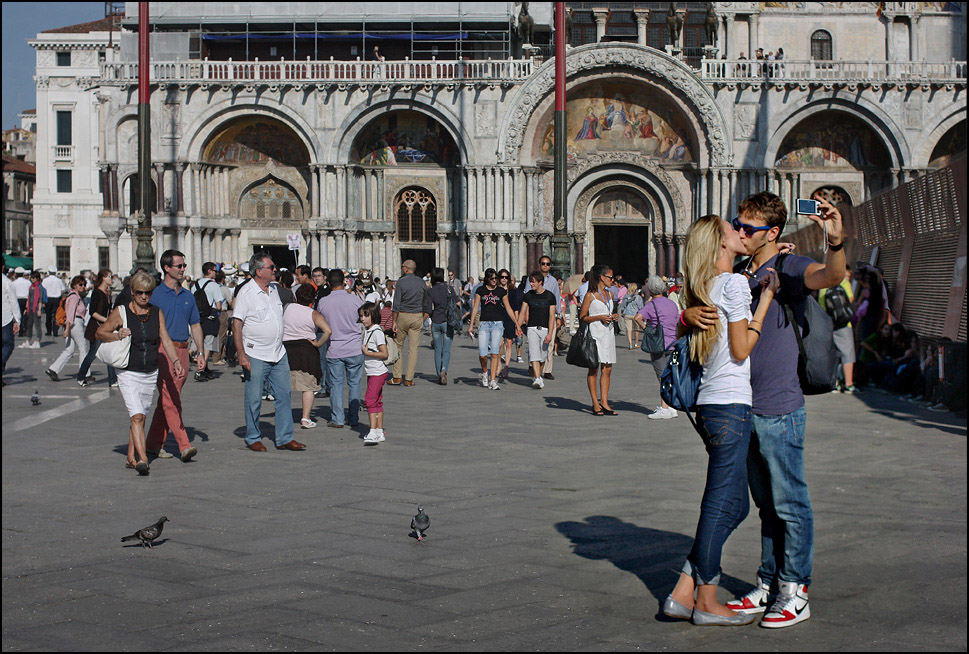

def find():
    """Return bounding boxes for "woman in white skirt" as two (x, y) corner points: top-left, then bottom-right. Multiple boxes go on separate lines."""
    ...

(97, 272), (183, 476)
(579, 263), (620, 416)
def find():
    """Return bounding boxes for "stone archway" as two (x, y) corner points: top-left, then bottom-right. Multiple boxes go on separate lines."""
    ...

(577, 181), (656, 284)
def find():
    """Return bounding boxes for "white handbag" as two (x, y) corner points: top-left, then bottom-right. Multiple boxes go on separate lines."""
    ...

(96, 306), (131, 369)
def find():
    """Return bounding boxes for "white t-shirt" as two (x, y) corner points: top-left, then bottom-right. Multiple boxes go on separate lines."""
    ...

(362, 325), (389, 376)
(233, 281), (286, 363)
(42, 275), (65, 299)
(12, 277), (30, 299)
(696, 273), (754, 407)
(196, 278), (223, 311)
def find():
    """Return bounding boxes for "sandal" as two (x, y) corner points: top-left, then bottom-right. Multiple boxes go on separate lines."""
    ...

(601, 407), (618, 416)
(125, 461), (137, 469)
(134, 461), (150, 476)
(592, 405), (605, 416)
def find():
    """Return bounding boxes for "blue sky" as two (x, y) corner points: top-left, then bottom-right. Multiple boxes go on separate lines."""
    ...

(2, 2), (104, 130)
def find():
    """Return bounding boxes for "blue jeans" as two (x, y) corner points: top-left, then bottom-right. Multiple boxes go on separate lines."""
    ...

(431, 322), (454, 376)
(683, 403), (752, 586)
(318, 338), (331, 392)
(1, 321), (14, 375)
(327, 354), (364, 426)
(477, 320), (503, 356)
(748, 406), (813, 586)
(76, 340), (118, 384)
(243, 354), (294, 446)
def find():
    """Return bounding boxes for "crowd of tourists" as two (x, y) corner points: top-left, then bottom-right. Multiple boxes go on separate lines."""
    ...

(0, 188), (959, 631)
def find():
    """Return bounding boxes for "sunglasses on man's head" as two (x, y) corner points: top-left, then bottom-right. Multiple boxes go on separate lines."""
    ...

(731, 218), (772, 238)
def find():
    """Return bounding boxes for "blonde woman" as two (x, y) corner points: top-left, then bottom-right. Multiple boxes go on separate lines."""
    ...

(97, 272), (184, 476)
(663, 214), (779, 626)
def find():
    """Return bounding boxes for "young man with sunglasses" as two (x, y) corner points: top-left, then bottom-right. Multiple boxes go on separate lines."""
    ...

(538, 256), (562, 380)
(683, 192), (846, 629)
(146, 249), (206, 463)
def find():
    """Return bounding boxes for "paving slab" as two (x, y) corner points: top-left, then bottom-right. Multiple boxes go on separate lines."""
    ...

(2, 334), (966, 650)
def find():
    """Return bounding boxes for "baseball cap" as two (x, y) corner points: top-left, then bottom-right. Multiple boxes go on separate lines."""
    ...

(48, 265), (57, 273)
(240, 262), (250, 273)
(14, 267), (25, 274)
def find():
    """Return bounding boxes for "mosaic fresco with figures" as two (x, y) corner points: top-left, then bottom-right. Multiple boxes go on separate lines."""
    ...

(203, 118), (310, 167)
(352, 110), (459, 167)
(535, 81), (695, 164)
(774, 112), (890, 170)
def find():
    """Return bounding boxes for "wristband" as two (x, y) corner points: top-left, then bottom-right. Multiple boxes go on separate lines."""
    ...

(679, 312), (689, 328)
(827, 240), (844, 251)
(748, 327), (761, 335)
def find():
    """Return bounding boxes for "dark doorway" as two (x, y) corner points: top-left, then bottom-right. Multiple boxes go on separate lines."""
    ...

(594, 225), (650, 285)
(399, 248), (435, 277)
(251, 244), (298, 271)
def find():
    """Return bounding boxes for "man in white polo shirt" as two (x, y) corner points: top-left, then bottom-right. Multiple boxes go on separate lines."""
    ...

(233, 251), (306, 453)
(42, 266), (65, 336)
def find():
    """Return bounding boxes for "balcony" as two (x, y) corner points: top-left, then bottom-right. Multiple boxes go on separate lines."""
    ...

(100, 57), (535, 89)
(51, 145), (74, 163)
(700, 59), (967, 89)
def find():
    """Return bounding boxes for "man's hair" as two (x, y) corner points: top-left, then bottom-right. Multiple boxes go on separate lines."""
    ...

(528, 270), (544, 284)
(249, 251), (272, 273)
(279, 270), (294, 288)
(358, 301), (381, 326)
(215, 270), (226, 284)
(402, 259), (416, 273)
(30, 271), (41, 281)
(159, 249), (185, 271)
(297, 265), (312, 278)
(312, 266), (325, 276)
(739, 191), (788, 233)
(327, 268), (345, 288)
(202, 261), (217, 276)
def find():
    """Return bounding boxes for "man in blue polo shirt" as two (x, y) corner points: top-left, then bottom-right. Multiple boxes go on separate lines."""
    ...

(146, 249), (205, 463)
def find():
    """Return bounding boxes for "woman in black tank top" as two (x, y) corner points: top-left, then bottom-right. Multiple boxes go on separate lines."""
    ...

(96, 273), (184, 475)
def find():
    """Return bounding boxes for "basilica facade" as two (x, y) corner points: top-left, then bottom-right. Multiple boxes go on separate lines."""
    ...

(27, 2), (967, 281)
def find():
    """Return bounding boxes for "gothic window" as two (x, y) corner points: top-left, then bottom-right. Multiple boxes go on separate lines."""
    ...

(395, 187), (437, 243)
(282, 202), (291, 219)
(256, 201), (265, 219)
(240, 178), (304, 226)
(811, 30), (833, 60)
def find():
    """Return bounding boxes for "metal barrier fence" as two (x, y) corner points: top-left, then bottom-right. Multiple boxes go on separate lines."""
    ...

(783, 156), (967, 342)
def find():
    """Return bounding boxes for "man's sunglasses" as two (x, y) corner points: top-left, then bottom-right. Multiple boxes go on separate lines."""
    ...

(540, 261), (552, 266)
(169, 263), (187, 269)
(731, 218), (772, 238)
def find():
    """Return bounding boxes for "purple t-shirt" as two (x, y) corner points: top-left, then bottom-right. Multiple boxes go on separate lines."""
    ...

(748, 252), (814, 416)
(638, 296), (679, 350)
(316, 289), (364, 360)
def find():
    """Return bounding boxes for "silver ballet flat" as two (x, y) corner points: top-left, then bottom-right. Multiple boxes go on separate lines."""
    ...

(662, 595), (693, 620)
(691, 607), (756, 626)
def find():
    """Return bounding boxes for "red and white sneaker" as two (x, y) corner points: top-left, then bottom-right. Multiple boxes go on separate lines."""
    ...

(726, 575), (773, 615)
(760, 581), (810, 628)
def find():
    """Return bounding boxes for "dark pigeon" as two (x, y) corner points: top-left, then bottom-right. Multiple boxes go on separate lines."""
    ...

(121, 516), (168, 548)
(411, 506), (429, 541)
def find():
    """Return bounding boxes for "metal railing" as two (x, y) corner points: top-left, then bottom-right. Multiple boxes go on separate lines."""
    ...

(700, 59), (967, 84)
(51, 145), (74, 162)
(100, 57), (536, 85)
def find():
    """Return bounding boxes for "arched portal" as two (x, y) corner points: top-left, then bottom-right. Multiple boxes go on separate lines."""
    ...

(351, 110), (458, 167)
(928, 120), (967, 169)
(588, 186), (654, 285)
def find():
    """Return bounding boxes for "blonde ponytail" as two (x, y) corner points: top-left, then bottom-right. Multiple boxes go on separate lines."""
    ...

(682, 215), (724, 365)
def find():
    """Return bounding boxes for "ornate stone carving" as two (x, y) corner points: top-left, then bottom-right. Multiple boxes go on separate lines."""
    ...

(499, 43), (731, 166)
(565, 151), (685, 219)
(734, 102), (758, 141)
(573, 178), (661, 235)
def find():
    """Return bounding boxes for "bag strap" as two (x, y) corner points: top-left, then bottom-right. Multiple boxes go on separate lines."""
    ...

(669, 343), (703, 436)
(775, 253), (807, 361)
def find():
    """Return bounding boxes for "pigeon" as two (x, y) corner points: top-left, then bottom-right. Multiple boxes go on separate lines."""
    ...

(411, 506), (430, 541)
(121, 516), (169, 548)
(30, 390), (40, 406)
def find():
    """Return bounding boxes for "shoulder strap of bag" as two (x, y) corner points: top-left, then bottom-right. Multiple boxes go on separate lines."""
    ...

(775, 253), (807, 361)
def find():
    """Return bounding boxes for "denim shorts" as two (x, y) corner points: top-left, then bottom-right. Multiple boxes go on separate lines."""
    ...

(478, 321), (503, 356)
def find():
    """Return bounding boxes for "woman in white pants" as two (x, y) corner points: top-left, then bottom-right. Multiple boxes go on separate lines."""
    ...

(46, 275), (89, 382)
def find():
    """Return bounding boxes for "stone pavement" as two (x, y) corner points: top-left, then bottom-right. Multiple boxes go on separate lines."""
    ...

(2, 333), (966, 651)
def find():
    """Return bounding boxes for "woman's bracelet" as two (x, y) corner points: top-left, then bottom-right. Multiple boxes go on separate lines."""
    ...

(827, 240), (844, 251)
(679, 312), (689, 327)
(748, 326), (761, 335)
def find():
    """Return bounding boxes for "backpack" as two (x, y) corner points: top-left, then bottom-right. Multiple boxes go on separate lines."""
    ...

(54, 296), (69, 327)
(823, 284), (853, 329)
(445, 286), (463, 331)
(776, 254), (838, 395)
(366, 328), (399, 366)
(193, 279), (214, 320)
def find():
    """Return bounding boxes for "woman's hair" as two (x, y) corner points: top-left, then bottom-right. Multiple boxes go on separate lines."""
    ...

(647, 275), (667, 296)
(528, 270), (544, 284)
(358, 301), (381, 326)
(94, 268), (112, 288)
(129, 271), (156, 293)
(430, 267), (445, 284)
(626, 282), (638, 296)
(70, 274), (86, 290)
(498, 269), (511, 286)
(589, 263), (612, 289)
(683, 214), (724, 365)
(295, 283), (316, 306)
(483, 267), (497, 282)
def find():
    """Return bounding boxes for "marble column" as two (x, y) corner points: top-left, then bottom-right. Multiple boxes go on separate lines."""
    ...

(698, 171), (707, 220)
(710, 168), (721, 216)
(110, 166), (120, 215)
(729, 170), (738, 218)
(222, 167), (230, 216)
(311, 164), (320, 218)
(748, 14), (759, 58)
(477, 168), (486, 221)
(174, 163), (186, 216)
(510, 235), (521, 275)
(336, 166), (346, 219)
(469, 233), (480, 278)
(635, 10), (650, 46)
(106, 230), (121, 272)
(153, 164), (165, 213)
(575, 233), (585, 273)
(189, 227), (201, 272)
(593, 8), (608, 43)
(655, 237), (666, 278)
(910, 16), (920, 62)
(667, 241), (677, 276)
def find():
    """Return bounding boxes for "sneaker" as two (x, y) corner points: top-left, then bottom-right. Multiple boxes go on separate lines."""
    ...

(928, 402), (949, 412)
(532, 377), (542, 389)
(147, 449), (174, 459)
(180, 447), (198, 462)
(262, 393), (275, 402)
(489, 379), (500, 391)
(45, 369), (59, 382)
(109, 381), (120, 388)
(18, 342), (29, 349)
(300, 418), (317, 429)
(30, 342), (40, 349)
(538, 376), (545, 389)
(667, 407), (678, 418)
(363, 431), (380, 445)
(516, 356), (523, 363)
(376, 429), (386, 442)
(480, 372), (489, 388)
(203, 368), (216, 380)
(760, 582), (810, 628)
(647, 407), (669, 420)
(194, 371), (208, 382)
(78, 379), (89, 388)
(726, 575), (773, 615)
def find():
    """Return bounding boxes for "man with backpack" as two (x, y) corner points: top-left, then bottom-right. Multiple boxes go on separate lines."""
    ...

(683, 192), (846, 628)
(819, 264), (856, 393)
(192, 262), (224, 382)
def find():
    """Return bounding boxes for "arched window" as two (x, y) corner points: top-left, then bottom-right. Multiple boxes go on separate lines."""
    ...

(282, 202), (291, 220)
(811, 30), (832, 60)
(395, 187), (437, 243)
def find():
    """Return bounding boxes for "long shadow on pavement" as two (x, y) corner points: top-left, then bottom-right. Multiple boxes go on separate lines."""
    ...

(555, 515), (754, 620)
